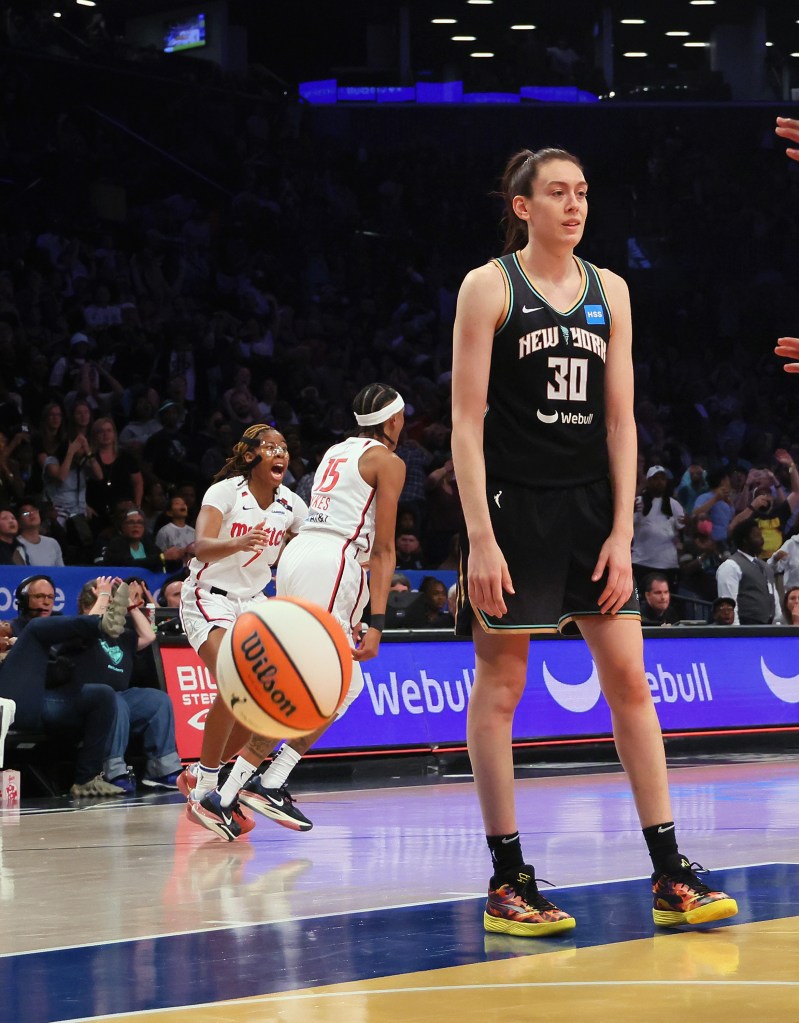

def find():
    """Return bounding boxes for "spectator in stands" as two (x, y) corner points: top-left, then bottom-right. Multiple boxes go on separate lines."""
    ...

(716, 519), (781, 625)
(709, 596), (736, 626)
(395, 432), (432, 532)
(33, 402), (67, 491)
(678, 517), (725, 603)
(781, 585), (799, 625)
(140, 479), (167, 535)
(395, 530), (425, 571)
(174, 482), (199, 527)
(49, 333), (93, 396)
(75, 578), (181, 792)
(639, 572), (682, 627)
(0, 575), (130, 797)
(423, 456), (464, 567)
(118, 393), (161, 459)
(417, 575), (453, 629)
(0, 508), (27, 565)
(158, 574), (186, 609)
(100, 507), (181, 572)
(0, 430), (26, 506)
(390, 573), (412, 592)
(155, 494), (196, 563)
(86, 417), (144, 534)
(142, 401), (201, 491)
(632, 466), (685, 591)
(769, 523), (799, 591)
(199, 414), (234, 483)
(727, 450), (799, 559)
(16, 501), (64, 566)
(66, 398), (95, 442)
(692, 468), (734, 552)
(676, 463), (709, 514)
(41, 427), (102, 536)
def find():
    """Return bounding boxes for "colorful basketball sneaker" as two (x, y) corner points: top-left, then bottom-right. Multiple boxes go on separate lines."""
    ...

(652, 858), (738, 927)
(484, 866), (576, 937)
(238, 777), (313, 831)
(186, 789), (242, 842)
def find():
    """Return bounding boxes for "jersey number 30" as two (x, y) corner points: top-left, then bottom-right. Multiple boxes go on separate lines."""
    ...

(547, 356), (588, 402)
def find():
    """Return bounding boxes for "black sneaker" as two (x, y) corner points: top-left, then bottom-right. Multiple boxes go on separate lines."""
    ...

(238, 777), (313, 831)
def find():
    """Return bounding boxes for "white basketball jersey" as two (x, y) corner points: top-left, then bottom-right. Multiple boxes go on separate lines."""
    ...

(301, 436), (382, 561)
(186, 476), (308, 596)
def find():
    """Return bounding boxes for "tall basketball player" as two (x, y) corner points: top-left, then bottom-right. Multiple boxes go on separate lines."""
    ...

(450, 148), (737, 935)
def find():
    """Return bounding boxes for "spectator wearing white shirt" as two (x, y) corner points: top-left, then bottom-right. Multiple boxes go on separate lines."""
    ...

(716, 518), (780, 625)
(631, 466), (685, 592)
(768, 528), (799, 591)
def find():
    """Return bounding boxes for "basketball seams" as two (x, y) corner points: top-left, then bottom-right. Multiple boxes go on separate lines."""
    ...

(230, 609), (340, 725)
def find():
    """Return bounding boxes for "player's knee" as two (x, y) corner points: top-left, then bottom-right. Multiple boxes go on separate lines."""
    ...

(602, 669), (651, 711)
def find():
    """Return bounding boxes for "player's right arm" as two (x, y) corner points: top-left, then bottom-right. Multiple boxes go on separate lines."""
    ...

(451, 262), (514, 618)
(193, 505), (270, 562)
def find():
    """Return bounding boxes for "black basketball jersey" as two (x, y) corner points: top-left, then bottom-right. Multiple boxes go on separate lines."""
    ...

(484, 252), (613, 488)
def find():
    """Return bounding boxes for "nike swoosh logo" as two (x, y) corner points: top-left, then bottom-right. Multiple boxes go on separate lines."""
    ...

(523, 305), (543, 313)
(537, 410), (559, 424)
(657, 824), (675, 834)
(501, 833), (519, 844)
(242, 505), (256, 510)
(269, 796), (285, 807)
(494, 490), (502, 508)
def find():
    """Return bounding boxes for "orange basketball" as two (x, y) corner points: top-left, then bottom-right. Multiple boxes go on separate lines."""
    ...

(215, 597), (352, 738)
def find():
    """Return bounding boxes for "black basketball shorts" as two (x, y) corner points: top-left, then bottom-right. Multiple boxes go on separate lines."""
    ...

(455, 476), (641, 636)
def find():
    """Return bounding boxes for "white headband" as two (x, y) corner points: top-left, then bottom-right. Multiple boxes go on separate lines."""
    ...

(354, 393), (405, 427)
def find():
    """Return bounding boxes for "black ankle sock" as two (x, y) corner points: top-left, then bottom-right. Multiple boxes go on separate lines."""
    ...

(487, 832), (524, 881)
(642, 822), (683, 875)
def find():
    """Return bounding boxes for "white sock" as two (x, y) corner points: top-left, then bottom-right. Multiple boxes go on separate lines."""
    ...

(218, 756), (257, 808)
(192, 763), (220, 799)
(259, 744), (302, 790)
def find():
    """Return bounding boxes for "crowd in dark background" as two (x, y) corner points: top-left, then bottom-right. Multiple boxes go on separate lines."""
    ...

(1, 22), (799, 617)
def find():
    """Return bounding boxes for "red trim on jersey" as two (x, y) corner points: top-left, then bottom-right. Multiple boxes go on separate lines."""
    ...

(193, 586), (228, 623)
(351, 568), (367, 630)
(326, 488), (375, 613)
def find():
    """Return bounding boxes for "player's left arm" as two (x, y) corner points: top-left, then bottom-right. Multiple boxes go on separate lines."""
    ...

(594, 268), (637, 615)
(354, 451), (406, 662)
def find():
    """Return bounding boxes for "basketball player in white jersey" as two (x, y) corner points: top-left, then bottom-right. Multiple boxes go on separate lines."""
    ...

(225, 383), (407, 831)
(179, 424), (308, 840)
(452, 147), (736, 935)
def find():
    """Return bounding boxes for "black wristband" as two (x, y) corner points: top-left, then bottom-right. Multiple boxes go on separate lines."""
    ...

(369, 614), (386, 633)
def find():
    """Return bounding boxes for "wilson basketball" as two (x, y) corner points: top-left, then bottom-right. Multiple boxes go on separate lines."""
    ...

(215, 597), (353, 739)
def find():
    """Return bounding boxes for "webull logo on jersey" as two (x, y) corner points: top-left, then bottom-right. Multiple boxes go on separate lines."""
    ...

(542, 659), (714, 711)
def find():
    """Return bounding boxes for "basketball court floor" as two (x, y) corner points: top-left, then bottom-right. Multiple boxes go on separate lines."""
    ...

(1, 752), (798, 1023)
